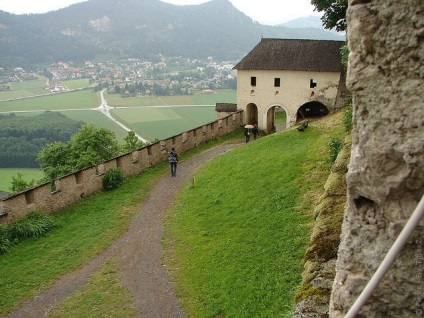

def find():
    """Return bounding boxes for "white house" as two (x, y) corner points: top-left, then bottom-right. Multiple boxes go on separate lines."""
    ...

(233, 38), (346, 132)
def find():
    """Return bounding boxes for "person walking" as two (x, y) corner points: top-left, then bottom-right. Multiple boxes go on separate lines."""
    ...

(168, 147), (179, 177)
(252, 124), (259, 140)
(244, 127), (250, 143)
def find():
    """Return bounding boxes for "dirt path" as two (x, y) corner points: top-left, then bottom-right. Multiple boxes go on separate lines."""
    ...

(5, 142), (242, 318)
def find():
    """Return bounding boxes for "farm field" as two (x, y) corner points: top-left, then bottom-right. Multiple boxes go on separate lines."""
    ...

(0, 82), (236, 192)
(0, 78), (48, 100)
(60, 110), (129, 142)
(105, 89), (236, 107)
(0, 88), (236, 141)
(111, 106), (217, 141)
(62, 79), (91, 90)
(0, 168), (44, 192)
(0, 89), (100, 112)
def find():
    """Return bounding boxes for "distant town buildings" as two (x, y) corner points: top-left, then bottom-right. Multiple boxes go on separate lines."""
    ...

(0, 57), (237, 97)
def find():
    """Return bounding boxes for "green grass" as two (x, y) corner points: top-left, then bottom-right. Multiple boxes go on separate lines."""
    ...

(62, 79), (92, 90)
(58, 110), (129, 142)
(105, 89), (236, 107)
(0, 78), (48, 100)
(0, 112), (345, 317)
(110, 106), (217, 141)
(275, 110), (287, 125)
(0, 130), (243, 316)
(0, 168), (44, 192)
(0, 89), (100, 112)
(163, 112), (345, 317)
(48, 260), (138, 318)
(0, 165), (164, 315)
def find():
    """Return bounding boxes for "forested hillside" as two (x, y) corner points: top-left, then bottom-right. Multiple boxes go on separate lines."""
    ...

(0, 0), (343, 68)
(0, 112), (83, 167)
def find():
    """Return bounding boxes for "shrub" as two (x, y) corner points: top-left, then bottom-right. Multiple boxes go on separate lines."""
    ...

(10, 173), (36, 194)
(329, 138), (344, 163)
(0, 212), (54, 254)
(8, 212), (55, 241)
(102, 168), (124, 191)
(0, 226), (10, 254)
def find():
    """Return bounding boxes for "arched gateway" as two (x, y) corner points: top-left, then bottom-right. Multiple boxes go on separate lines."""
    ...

(233, 38), (346, 133)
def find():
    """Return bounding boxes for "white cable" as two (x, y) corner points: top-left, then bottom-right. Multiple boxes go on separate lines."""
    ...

(346, 194), (424, 318)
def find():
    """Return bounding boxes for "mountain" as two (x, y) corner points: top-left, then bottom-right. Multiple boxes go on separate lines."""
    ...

(279, 15), (343, 36)
(279, 15), (324, 29)
(0, 0), (344, 68)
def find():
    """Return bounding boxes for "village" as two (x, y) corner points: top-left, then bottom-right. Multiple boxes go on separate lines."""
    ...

(0, 56), (238, 96)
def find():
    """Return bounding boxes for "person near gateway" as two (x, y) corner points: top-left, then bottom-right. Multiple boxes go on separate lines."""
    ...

(168, 147), (179, 177)
(252, 124), (259, 140)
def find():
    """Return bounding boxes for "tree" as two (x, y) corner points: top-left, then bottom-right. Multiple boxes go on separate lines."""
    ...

(311, 0), (349, 67)
(68, 124), (120, 170)
(10, 173), (36, 193)
(311, 0), (348, 32)
(37, 124), (120, 180)
(123, 131), (144, 152)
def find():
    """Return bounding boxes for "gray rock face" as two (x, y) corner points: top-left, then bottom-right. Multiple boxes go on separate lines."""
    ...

(329, 0), (424, 317)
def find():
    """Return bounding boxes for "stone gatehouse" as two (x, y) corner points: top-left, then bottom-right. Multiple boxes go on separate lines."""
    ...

(233, 38), (346, 132)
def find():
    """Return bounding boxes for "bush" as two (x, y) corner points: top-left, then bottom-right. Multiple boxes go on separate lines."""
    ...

(329, 138), (344, 163)
(0, 212), (54, 254)
(0, 226), (10, 254)
(8, 212), (54, 240)
(102, 168), (124, 191)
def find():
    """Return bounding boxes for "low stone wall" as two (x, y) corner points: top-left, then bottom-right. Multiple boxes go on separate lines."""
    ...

(0, 111), (243, 224)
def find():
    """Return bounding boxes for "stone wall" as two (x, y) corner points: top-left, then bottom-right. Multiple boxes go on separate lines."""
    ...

(329, 0), (423, 317)
(0, 111), (243, 224)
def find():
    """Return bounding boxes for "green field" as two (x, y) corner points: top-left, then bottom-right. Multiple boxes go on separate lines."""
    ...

(0, 89), (100, 112)
(62, 79), (92, 90)
(106, 89), (236, 107)
(0, 83), (236, 190)
(0, 168), (44, 192)
(111, 106), (217, 141)
(0, 78), (48, 100)
(59, 110), (129, 141)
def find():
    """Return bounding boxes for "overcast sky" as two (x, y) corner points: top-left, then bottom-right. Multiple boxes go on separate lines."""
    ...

(0, 0), (320, 25)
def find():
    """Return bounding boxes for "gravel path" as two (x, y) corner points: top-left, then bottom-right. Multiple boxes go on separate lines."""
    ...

(5, 142), (242, 318)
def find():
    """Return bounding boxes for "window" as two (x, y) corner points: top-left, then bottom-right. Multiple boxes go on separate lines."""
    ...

(251, 76), (256, 86)
(274, 78), (280, 87)
(310, 79), (317, 88)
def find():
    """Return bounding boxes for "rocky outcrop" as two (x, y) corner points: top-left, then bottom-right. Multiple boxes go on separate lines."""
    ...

(329, 0), (424, 317)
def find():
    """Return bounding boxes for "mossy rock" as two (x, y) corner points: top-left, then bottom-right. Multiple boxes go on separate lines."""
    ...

(323, 173), (346, 196)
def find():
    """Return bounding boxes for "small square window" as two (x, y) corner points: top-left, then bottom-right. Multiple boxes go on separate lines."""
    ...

(310, 79), (317, 88)
(274, 78), (280, 87)
(251, 76), (256, 86)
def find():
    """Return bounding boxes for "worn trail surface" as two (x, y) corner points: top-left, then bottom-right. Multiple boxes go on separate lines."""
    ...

(5, 143), (241, 318)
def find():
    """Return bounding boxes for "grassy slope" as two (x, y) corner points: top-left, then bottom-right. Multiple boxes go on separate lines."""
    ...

(0, 111), (345, 316)
(163, 111), (345, 317)
(0, 131), (243, 315)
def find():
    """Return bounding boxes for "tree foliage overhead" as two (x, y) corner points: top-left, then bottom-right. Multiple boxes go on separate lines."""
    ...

(311, 0), (348, 32)
(0, 111), (83, 168)
(37, 124), (120, 180)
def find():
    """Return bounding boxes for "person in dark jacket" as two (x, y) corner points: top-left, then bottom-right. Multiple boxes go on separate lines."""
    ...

(252, 124), (259, 140)
(244, 127), (250, 143)
(168, 147), (179, 177)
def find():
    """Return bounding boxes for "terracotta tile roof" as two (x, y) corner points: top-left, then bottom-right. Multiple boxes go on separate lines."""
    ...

(233, 38), (344, 72)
